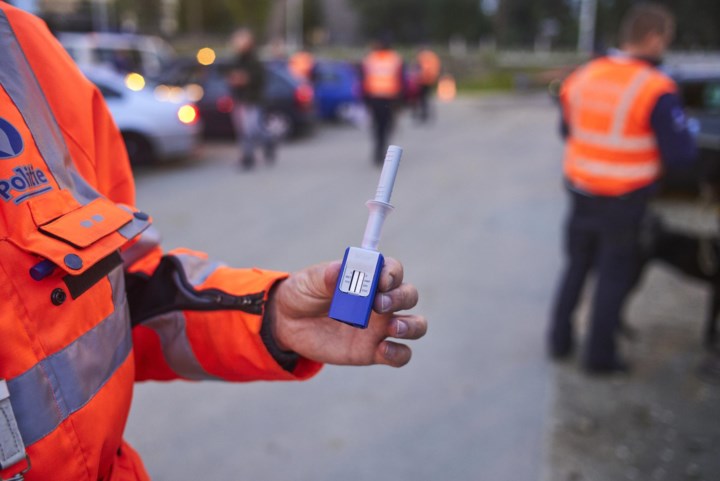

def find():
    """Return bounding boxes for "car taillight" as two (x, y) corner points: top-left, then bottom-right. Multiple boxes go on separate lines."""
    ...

(178, 104), (199, 125)
(295, 84), (314, 109)
(216, 95), (234, 113)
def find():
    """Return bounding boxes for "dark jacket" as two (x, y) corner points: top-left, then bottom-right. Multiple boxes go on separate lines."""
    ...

(229, 51), (265, 104)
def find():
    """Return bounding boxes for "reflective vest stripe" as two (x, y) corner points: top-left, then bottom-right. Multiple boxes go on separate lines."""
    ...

(573, 157), (661, 180)
(570, 128), (657, 151)
(174, 252), (225, 287)
(569, 67), (656, 152)
(142, 312), (220, 381)
(6, 268), (131, 446)
(610, 68), (653, 138)
(0, 9), (99, 206)
(0, 380), (25, 470)
(363, 52), (402, 97)
(139, 253), (224, 380)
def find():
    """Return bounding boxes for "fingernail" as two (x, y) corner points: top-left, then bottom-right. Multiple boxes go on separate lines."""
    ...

(384, 343), (397, 360)
(395, 319), (408, 337)
(380, 294), (391, 312)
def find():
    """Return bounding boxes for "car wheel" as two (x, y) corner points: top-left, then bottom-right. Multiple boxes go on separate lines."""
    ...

(264, 110), (294, 140)
(122, 132), (156, 165)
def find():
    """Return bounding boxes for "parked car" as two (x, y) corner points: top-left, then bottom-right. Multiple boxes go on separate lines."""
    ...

(667, 70), (720, 190)
(157, 59), (315, 140)
(83, 67), (201, 164)
(312, 60), (362, 121)
(59, 31), (176, 80)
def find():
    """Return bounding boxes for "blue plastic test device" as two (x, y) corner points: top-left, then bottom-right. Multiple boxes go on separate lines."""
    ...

(329, 145), (403, 328)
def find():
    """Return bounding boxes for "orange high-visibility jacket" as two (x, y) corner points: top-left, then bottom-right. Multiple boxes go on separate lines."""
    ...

(0, 4), (321, 480)
(417, 50), (441, 86)
(560, 55), (677, 196)
(288, 51), (315, 82)
(362, 50), (403, 99)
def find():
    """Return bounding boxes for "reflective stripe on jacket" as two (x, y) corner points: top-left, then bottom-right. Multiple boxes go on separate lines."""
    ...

(0, 4), (321, 481)
(362, 50), (403, 98)
(561, 56), (676, 196)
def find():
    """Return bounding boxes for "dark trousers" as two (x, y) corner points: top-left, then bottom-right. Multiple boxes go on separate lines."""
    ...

(415, 84), (433, 122)
(366, 98), (395, 164)
(550, 188), (649, 367)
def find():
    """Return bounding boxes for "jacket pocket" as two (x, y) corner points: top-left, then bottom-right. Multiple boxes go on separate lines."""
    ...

(7, 189), (151, 297)
(11, 189), (146, 275)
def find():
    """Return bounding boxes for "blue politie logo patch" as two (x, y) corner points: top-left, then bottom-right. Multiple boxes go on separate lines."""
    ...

(0, 118), (24, 159)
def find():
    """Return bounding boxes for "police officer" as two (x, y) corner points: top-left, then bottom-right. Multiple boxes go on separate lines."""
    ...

(0, 4), (427, 480)
(361, 37), (405, 166)
(228, 28), (276, 170)
(414, 47), (441, 123)
(549, 3), (697, 373)
(288, 47), (316, 84)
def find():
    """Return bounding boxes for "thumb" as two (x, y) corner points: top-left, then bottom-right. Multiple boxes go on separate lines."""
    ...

(321, 260), (343, 296)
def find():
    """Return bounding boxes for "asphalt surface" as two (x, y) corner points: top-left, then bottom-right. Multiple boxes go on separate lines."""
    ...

(123, 95), (719, 481)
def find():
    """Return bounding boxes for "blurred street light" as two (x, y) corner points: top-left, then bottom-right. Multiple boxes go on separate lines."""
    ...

(124, 73), (146, 91)
(196, 47), (216, 66)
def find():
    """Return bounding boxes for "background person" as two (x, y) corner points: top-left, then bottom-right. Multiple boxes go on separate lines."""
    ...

(548, 3), (697, 374)
(360, 37), (405, 166)
(414, 47), (441, 123)
(227, 28), (276, 170)
(288, 47), (316, 84)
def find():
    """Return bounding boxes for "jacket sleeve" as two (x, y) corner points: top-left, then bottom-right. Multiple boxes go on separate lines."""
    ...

(8, 3), (322, 384)
(125, 247), (323, 382)
(650, 92), (698, 169)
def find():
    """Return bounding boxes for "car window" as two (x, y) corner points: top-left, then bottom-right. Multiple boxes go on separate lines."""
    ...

(317, 67), (342, 84)
(265, 69), (292, 97)
(95, 83), (123, 100)
(93, 48), (144, 74)
(681, 82), (705, 110)
(64, 46), (79, 62)
(704, 83), (720, 111)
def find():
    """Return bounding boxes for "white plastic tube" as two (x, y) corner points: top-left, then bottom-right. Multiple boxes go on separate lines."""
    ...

(361, 146), (402, 251)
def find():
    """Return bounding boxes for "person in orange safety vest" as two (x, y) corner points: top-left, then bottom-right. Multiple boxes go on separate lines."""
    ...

(360, 37), (405, 165)
(0, 4), (427, 480)
(548, 3), (696, 374)
(288, 49), (316, 83)
(413, 48), (441, 123)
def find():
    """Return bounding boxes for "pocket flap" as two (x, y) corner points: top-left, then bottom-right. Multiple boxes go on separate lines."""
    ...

(39, 198), (133, 248)
(13, 191), (151, 276)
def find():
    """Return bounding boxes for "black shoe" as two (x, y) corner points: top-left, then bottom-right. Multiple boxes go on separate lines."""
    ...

(548, 331), (574, 360)
(264, 142), (276, 165)
(697, 353), (720, 384)
(583, 358), (631, 375)
(549, 343), (574, 361)
(618, 319), (639, 341)
(240, 155), (255, 171)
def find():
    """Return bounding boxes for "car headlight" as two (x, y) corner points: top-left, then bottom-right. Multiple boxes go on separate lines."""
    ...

(178, 104), (199, 125)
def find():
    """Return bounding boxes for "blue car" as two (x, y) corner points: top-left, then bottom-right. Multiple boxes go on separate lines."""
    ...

(312, 60), (362, 121)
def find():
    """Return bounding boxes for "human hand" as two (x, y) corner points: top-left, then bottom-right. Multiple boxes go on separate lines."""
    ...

(267, 259), (426, 367)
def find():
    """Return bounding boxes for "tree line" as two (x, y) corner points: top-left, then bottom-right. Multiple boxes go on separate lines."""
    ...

(45, 0), (720, 49)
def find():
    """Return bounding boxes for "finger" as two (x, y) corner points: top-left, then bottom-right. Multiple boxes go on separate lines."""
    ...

(374, 283), (419, 313)
(374, 341), (412, 367)
(378, 257), (404, 292)
(388, 315), (428, 340)
(321, 260), (343, 295)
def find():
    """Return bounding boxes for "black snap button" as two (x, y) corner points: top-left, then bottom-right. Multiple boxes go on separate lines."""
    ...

(64, 253), (83, 270)
(51, 288), (67, 306)
(133, 211), (149, 221)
